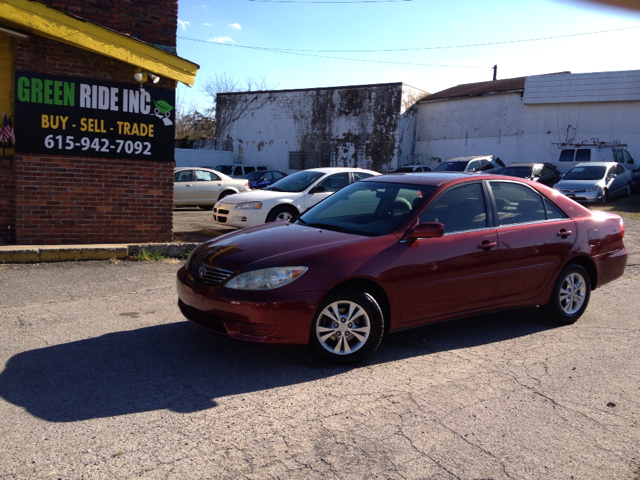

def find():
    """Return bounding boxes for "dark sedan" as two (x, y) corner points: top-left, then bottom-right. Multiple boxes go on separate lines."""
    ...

(242, 170), (287, 190)
(496, 162), (562, 187)
(177, 173), (628, 364)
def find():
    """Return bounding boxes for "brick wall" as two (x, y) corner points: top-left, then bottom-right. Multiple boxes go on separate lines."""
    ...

(0, 156), (15, 244)
(7, 35), (175, 245)
(36, 0), (177, 49)
(15, 154), (172, 245)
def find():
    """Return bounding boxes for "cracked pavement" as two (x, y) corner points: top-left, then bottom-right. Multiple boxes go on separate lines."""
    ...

(1, 253), (639, 479)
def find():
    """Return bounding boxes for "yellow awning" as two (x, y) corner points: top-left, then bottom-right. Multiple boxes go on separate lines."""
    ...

(0, 0), (199, 85)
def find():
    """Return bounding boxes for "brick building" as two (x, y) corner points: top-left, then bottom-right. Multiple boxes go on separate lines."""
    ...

(0, 0), (198, 245)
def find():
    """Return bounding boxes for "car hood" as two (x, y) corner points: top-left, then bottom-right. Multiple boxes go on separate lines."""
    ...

(555, 179), (604, 190)
(195, 222), (368, 273)
(216, 190), (301, 204)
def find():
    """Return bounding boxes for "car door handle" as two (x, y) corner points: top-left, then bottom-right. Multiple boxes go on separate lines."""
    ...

(557, 230), (572, 237)
(477, 241), (497, 250)
(184, 184), (192, 187)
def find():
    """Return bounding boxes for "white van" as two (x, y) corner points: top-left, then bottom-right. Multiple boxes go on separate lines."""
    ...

(557, 142), (637, 183)
(215, 164), (269, 178)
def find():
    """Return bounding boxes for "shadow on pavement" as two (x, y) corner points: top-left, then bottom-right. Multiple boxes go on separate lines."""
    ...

(0, 307), (554, 422)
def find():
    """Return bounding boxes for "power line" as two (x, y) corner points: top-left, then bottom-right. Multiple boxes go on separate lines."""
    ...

(177, 36), (490, 69)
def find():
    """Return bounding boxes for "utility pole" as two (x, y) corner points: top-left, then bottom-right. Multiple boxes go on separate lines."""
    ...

(493, 65), (498, 81)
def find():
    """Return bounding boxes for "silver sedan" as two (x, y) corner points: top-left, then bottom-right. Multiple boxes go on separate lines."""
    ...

(553, 162), (633, 204)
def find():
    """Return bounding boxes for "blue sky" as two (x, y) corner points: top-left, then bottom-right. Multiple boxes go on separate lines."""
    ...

(175, 0), (640, 110)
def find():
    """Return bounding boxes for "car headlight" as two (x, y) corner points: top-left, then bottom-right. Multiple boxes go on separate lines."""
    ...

(225, 267), (308, 290)
(584, 187), (600, 192)
(236, 201), (263, 210)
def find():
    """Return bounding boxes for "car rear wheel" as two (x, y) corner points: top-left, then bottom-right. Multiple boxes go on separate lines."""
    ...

(266, 205), (298, 223)
(199, 206), (213, 211)
(542, 264), (591, 325)
(309, 289), (384, 365)
(218, 191), (235, 201)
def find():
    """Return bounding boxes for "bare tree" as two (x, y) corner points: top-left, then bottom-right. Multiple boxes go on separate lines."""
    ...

(174, 90), (216, 145)
(202, 74), (276, 150)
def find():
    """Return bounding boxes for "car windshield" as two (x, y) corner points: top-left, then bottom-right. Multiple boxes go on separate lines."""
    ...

(564, 166), (607, 181)
(243, 171), (263, 180)
(435, 162), (467, 172)
(499, 167), (533, 178)
(265, 170), (325, 192)
(297, 181), (437, 237)
(216, 165), (233, 175)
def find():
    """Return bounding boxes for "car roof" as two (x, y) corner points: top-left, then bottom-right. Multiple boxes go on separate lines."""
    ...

(363, 172), (479, 187)
(297, 167), (381, 175)
(174, 167), (220, 172)
(445, 155), (495, 163)
(507, 163), (544, 167)
(573, 162), (618, 167)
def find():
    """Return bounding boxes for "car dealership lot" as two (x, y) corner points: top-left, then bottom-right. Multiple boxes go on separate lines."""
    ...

(1, 251), (639, 479)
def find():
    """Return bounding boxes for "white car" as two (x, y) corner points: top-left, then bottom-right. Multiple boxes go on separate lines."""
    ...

(553, 162), (633, 203)
(212, 167), (380, 228)
(174, 167), (250, 209)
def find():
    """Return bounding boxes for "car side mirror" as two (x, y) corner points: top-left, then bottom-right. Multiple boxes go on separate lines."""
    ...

(607, 174), (617, 180)
(308, 185), (326, 194)
(408, 222), (445, 240)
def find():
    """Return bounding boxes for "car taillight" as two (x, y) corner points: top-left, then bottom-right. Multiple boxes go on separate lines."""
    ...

(245, 181), (249, 187)
(620, 217), (625, 238)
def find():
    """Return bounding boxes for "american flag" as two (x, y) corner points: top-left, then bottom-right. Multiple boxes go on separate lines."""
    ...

(6, 115), (15, 146)
(0, 114), (7, 144)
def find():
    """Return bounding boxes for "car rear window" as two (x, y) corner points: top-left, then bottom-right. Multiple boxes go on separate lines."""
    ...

(435, 162), (467, 172)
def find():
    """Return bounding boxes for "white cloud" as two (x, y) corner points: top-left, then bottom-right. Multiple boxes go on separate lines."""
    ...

(203, 23), (213, 27)
(209, 36), (234, 43)
(229, 23), (241, 30)
(178, 20), (190, 31)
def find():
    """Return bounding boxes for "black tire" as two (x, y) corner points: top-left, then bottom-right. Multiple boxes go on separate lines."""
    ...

(199, 206), (213, 211)
(600, 189), (608, 204)
(266, 205), (298, 223)
(309, 288), (384, 365)
(625, 183), (632, 197)
(541, 263), (591, 325)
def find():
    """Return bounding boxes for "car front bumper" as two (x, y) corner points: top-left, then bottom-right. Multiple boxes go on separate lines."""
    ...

(176, 266), (320, 344)
(555, 188), (603, 203)
(212, 203), (267, 228)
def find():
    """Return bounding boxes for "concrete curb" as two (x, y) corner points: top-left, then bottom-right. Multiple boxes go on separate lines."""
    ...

(0, 242), (202, 264)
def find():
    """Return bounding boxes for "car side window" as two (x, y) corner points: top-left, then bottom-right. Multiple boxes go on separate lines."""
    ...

(419, 183), (487, 234)
(480, 160), (494, 171)
(576, 149), (591, 162)
(543, 199), (565, 220)
(245, 167), (256, 174)
(233, 166), (243, 176)
(317, 172), (350, 192)
(623, 151), (634, 164)
(353, 172), (374, 181)
(273, 172), (285, 179)
(489, 182), (546, 225)
(559, 149), (575, 162)
(175, 170), (193, 182)
(467, 161), (480, 172)
(196, 170), (219, 181)
(615, 164), (625, 175)
(540, 165), (552, 176)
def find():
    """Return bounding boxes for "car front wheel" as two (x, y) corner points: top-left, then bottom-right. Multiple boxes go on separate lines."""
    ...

(309, 289), (384, 365)
(542, 264), (591, 325)
(266, 205), (298, 223)
(600, 189), (608, 204)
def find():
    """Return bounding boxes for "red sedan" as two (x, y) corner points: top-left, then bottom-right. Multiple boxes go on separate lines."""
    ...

(176, 173), (627, 364)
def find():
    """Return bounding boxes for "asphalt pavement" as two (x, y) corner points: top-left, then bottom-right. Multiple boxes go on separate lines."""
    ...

(0, 258), (639, 479)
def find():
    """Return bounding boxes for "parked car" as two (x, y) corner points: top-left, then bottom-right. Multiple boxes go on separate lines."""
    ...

(242, 170), (288, 190)
(435, 155), (505, 173)
(212, 167), (380, 228)
(553, 162), (633, 204)
(392, 165), (433, 173)
(495, 162), (562, 187)
(177, 172), (628, 365)
(556, 142), (637, 177)
(215, 164), (269, 178)
(174, 167), (250, 209)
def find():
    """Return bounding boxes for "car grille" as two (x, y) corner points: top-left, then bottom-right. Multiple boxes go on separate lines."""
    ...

(190, 259), (234, 286)
(178, 300), (227, 334)
(213, 206), (229, 224)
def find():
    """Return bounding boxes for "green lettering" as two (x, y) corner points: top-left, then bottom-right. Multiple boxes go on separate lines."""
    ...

(31, 78), (43, 103)
(53, 81), (63, 105)
(17, 77), (30, 102)
(44, 79), (53, 104)
(63, 82), (75, 106)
